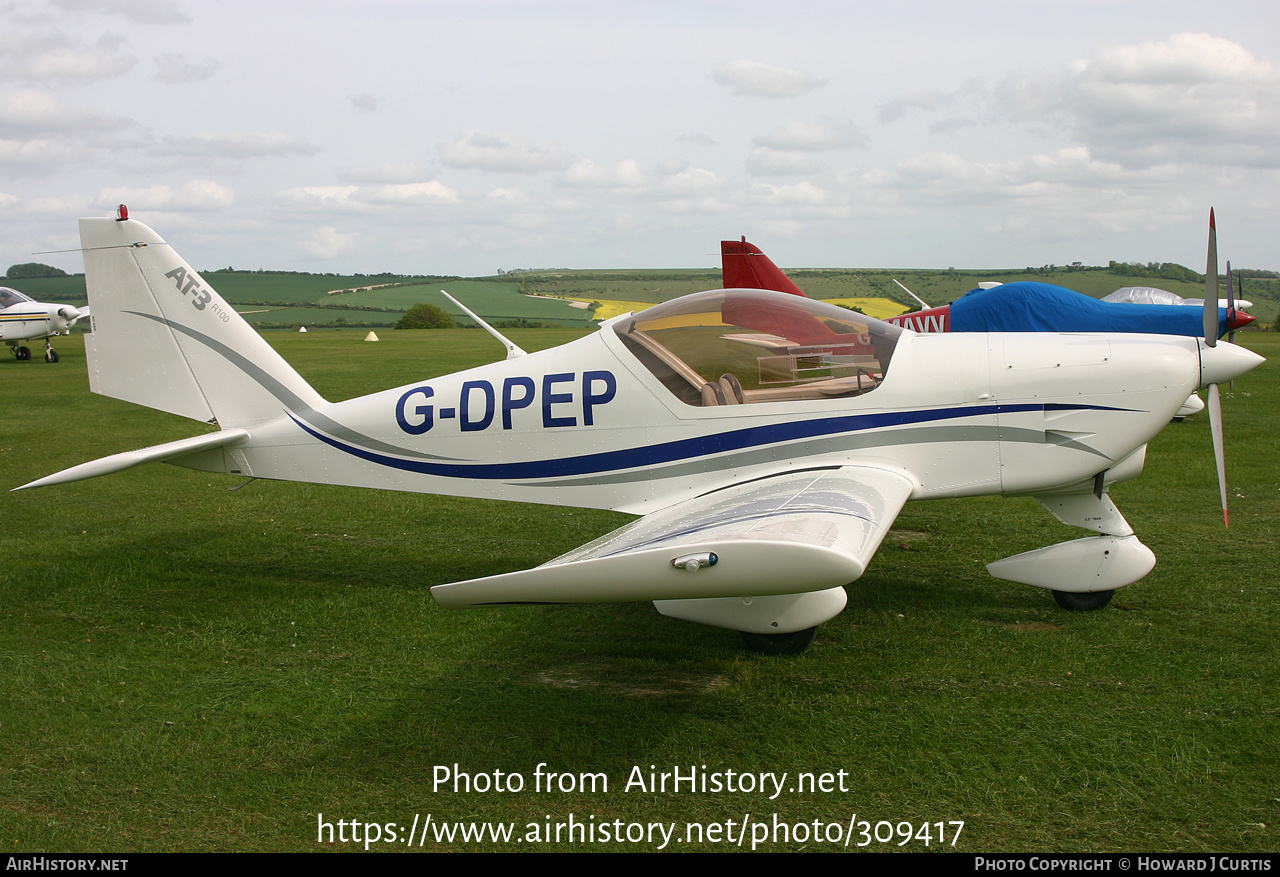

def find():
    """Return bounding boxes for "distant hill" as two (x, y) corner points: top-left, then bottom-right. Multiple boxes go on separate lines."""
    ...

(4, 264), (1273, 328)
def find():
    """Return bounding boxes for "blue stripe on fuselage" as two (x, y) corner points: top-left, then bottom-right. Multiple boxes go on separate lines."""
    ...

(288, 402), (1133, 482)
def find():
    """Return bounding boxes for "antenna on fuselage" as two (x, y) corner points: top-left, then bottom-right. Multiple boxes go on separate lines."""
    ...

(892, 278), (931, 309)
(439, 290), (527, 360)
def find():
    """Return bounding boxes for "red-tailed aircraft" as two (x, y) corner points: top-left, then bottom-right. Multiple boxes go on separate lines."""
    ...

(719, 234), (1256, 338)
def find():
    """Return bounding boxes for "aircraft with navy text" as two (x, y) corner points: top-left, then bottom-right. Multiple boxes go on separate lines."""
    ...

(15, 209), (1263, 652)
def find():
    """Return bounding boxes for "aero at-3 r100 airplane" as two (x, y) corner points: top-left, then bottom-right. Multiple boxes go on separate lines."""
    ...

(17, 210), (1263, 652)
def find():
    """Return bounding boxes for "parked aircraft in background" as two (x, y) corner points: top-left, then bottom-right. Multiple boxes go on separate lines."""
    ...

(720, 237), (1255, 338)
(720, 226), (1256, 422)
(1105, 286), (1253, 310)
(17, 210), (1263, 653)
(1, 287), (86, 362)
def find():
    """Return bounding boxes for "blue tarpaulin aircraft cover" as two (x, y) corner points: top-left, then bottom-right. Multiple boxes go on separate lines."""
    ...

(949, 281), (1224, 337)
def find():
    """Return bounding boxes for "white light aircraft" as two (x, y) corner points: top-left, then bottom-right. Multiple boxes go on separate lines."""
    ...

(1, 286), (87, 362)
(16, 210), (1264, 653)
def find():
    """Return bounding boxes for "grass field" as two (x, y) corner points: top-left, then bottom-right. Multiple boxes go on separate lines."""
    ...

(239, 307), (400, 328)
(1, 330), (1276, 852)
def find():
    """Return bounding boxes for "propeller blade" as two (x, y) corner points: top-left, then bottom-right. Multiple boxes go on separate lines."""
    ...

(1203, 208), (1218, 346)
(1207, 382), (1229, 527)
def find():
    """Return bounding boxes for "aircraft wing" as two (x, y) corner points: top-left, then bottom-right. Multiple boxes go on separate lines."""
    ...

(431, 465), (916, 607)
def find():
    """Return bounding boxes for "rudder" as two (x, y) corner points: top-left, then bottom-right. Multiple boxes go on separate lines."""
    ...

(80, 214), (327, 428)
(720, 237), (807, 297)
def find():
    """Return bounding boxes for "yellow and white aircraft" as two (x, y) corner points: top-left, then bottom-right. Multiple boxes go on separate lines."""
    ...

(16, 209), (1264, 652)
(1, 286), (86, 362)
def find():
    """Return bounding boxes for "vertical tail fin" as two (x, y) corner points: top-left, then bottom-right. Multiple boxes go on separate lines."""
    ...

(80, 214), (327, 428)
(720, 237), (808, 297)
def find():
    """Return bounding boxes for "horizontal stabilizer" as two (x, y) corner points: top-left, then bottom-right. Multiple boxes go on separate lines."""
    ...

(14, 429), (249, 491)
(431, 466), (914, 607)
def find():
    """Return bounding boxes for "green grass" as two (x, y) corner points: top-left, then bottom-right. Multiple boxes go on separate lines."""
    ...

(189, 272), (440, 306)
(238, 307), (398, 327)
(0, 332), (1276, 852)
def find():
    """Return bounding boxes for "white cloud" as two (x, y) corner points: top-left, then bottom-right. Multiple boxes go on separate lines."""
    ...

(560, 158), (649, 189)
(0, 137), (89, 168)
(357, 182), (459, 205)
(440, 130), (572, 173)
(929, 117), (979, 135)
(297, 226), (360, 260)
(339, 162), (431, 184)
(754, 120), (863, 151)
(0, 30), (136, 84)
(51, 0), (189, 25)
(650, 167), (730, 214)
(155, 133), (319, 158)
(878, 80), (986, 124)
(96, 180), (235, 211)
(878, 91), (950, 124)
(654, 195), (728, 216)
(487, 187), (521, 202)
(152, 53), (220, 83)
(748, 181), (829, 206)
(658, 167), (722, 196)
(1001, 33), (1280, 168)
(843, 147), (1133, 212)
(1076, 31), (1272, 85)
(0, 89), (131, 135)
(500, 212), (551, 231)
(745, 148), (822, 176)
(23, 195), (91, 216)
(277, 181), (458, 211)
(347, 92), (379, 113)
(278, 186), (361, 210)
(711, 60), (826, 98)
(676, 132), (716, 147)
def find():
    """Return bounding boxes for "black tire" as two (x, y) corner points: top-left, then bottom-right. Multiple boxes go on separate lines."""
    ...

(741, 626), (818, 655)
(1052, 589), (1114, 611)
(45, 348), (59, 363)
(15, 346), (30, 361)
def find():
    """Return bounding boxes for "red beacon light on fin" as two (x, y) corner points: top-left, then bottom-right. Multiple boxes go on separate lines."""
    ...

(116, 204), (128, 222)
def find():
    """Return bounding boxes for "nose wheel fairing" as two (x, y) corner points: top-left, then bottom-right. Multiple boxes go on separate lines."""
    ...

(987, 491), (1154, 600)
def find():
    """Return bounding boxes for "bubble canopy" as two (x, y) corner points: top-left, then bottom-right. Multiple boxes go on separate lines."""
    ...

(612, 289), (903, 407)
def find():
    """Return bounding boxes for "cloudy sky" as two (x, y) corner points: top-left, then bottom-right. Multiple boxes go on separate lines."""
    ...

(2, 0), (1278, 277)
